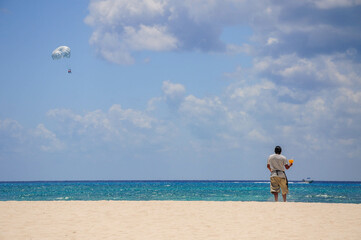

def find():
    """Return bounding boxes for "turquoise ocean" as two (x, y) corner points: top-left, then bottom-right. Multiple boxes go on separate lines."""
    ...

(1, 181), (361, 203)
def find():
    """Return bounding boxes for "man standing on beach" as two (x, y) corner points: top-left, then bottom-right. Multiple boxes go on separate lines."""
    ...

(267, 146), (293, 202)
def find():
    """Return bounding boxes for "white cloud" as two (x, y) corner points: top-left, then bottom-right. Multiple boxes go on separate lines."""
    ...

(0, 119), (65, 153)
(89, 31), (135, 64)
(334, 88), (361, 114)
(46, 105), (160, 150)
(253, 53), (361, 90)
(266, 37), (279, 45)
(123, 25), (178, 51)
(33, 124), (65, 152)
(223, 49), (361, 159)
(84, 0), (264, 64)
(248, 129), (271, 143)
(162, 80), (185, 100)
(109, 104), (155, 129)
(230, 81), (275, 99)
(179, 95), (225, 120)
(3, 1), (361, 180)
(226, 44), (253, 55)
(147, 97), (163, 111)
(0, 119), (26, 154)
(2, 60), (361, 179)
(177, 94), (254, 150)
(0, 119), (23, 139)
(85, 0), (361, 64)
(85, 0), (167, 26)
(311, 0), (361, 9)
(161, 81), (186, 111)
(85, 0), (174, 64)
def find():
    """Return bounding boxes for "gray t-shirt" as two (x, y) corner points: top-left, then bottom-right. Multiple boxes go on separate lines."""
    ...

(267, 153), (288, 178)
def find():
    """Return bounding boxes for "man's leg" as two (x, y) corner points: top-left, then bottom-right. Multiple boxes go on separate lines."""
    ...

(272, 192), (278, 202)
(270, 177), (281, 202)
(279, 178), (289, 202)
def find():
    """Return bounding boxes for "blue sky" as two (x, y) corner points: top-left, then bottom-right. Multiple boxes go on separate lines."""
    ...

(1, 0), (361, 181)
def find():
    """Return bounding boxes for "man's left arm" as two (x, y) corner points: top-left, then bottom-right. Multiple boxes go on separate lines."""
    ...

(285, 163), (293, 170)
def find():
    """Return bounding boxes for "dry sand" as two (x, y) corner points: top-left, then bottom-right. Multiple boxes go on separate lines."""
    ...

(1, 201), (361, 240)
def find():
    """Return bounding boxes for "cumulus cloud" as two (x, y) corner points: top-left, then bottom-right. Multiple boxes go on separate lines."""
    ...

(162, 81), (185, 98)
(226, 52), (361, 160)
(85, 0), (176, 64)
(0, 119), (23, 139)
(85, 0), (261, 64)
(109, 104), (155, 129)
(162, 80), (186, 108)
(36, 75), (361, 166)
(3, 1), (361, 180)
(0, 119), (65, 153)
(46, 104), (162, 150)
(155, 75), (357, 159)
(176, 93), (262, 151)
(310, 0), (361, 9)
(179, 95), (226, 126)
(257, 2), (361, 57)
(253, 53), (361, 92)
(0, 119), (25, 154)
(2, 66), (361, 179)
(85, 0), (361, 64)
(32, 124), (65, 152)
(266, 37), (279, 45)
(123, 25), (178, 51)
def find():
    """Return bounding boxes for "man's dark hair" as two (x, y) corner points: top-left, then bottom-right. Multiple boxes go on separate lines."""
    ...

(275, 146), (282, 154)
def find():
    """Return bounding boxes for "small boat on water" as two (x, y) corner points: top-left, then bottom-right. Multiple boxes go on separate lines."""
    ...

(302, 177), (314, 183)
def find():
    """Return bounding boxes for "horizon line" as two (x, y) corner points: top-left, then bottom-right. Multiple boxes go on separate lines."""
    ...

(1, 179), (361, 183)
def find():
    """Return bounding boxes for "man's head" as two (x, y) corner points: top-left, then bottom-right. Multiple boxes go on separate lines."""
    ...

(274, 146), (282, 154)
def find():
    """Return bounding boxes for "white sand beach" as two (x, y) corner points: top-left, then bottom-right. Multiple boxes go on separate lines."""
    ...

(1, 201), (360, 240)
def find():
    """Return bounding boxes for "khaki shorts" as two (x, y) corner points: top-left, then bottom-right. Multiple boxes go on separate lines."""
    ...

(270, 176), (289, 195)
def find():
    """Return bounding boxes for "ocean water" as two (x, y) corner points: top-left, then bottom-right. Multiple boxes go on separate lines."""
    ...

(1, 181), (361, 203)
